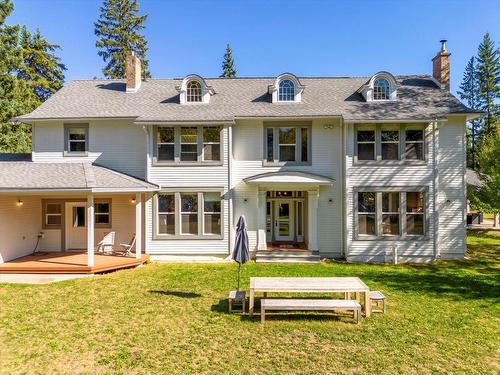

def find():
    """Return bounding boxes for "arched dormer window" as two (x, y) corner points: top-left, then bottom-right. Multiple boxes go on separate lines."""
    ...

(268, 73), (305, 103)
(373, 78), (390, 100)
(186, 80), (202, 102)
(357, 72), (397, 102)
(177, 74), (214, 104)
(278, 79), (295, 101)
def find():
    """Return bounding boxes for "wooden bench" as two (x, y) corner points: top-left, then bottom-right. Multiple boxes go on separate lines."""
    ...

(260, 299), (361, 324)
(228, 290), (247, 313)
(369, 291), (386, 313)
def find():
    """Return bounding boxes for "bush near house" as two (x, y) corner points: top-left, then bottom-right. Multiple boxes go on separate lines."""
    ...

(0, 231), (499, 374)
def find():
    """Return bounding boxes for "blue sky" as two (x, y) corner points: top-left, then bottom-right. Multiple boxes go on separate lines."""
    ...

(8, 0), (500, 95)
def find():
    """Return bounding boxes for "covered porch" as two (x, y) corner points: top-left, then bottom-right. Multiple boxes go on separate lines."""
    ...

(0, 162), (159, 273)
(244, 171), (335, 253)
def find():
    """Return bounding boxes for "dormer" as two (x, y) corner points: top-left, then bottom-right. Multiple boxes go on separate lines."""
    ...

(268, 73), (305, 103)
(177, 74), (214, 104)
(357, 71), (397, 102)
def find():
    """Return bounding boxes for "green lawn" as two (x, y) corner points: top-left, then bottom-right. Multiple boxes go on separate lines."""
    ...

(1, 232), (499, 374)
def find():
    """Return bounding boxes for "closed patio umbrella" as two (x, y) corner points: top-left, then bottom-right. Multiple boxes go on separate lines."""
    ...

(232, 215), (249, 291)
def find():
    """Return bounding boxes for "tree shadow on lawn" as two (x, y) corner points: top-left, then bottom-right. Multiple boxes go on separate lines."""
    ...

(148, 290), (202, 298)
(364, 264), (499, 301)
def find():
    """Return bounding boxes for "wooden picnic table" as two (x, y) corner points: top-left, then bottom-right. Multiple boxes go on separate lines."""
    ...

(248, 277), (371, 317)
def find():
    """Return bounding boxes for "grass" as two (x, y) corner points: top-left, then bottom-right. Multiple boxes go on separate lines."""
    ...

(1, 232), (499, 374)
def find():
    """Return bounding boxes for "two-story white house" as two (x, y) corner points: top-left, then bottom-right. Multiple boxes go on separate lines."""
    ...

(0, 42), (481, 268)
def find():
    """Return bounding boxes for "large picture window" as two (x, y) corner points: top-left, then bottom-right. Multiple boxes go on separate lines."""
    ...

(154, 191), (223, 238)
(355, 124), (425, 162)
(154, 126), (222, 164)
(356, 190), (426, 239)
(265, 125), (311, 164)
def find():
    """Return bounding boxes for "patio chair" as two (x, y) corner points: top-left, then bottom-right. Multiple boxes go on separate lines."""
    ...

(115, 234), (136, 257)
(97, 231), (115, 253)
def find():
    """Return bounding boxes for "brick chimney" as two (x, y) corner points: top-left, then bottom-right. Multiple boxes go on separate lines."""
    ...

(432, 39), (451, 91)
(126, 52), (141, 93)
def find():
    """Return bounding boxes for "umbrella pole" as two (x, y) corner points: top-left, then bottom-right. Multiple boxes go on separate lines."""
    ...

(237, 263), (241, 291)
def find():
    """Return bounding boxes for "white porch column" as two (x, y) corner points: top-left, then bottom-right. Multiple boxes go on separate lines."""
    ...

(307, 189), (319, 251)
(87, 193), (95, 267)
(135, 192), (142, 259)
(257, 189), (267, 250)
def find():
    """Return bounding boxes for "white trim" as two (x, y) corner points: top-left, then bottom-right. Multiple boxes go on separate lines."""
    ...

(244, 171), (334, 186)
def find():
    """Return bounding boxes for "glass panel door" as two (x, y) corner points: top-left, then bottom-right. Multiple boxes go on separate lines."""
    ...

(274, 201), (294, 241)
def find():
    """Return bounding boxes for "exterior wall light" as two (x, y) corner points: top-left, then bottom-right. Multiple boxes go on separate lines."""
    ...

(17, 199), (24, 207)
(131, 197), (136, 204)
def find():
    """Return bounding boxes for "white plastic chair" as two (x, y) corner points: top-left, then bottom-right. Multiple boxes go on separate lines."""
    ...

(116, 234), (136, 257)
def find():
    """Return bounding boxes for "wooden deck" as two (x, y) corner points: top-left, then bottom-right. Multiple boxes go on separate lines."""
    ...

(0, 252), (149, 274)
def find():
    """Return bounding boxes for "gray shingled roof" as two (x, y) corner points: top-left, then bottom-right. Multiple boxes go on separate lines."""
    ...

(14, 75), (476, 123)
(0, 162), (159, 192)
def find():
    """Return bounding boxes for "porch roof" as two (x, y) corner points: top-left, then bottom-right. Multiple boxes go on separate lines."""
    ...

(244, 171), (335, 186)
(0, 162), (159, 193)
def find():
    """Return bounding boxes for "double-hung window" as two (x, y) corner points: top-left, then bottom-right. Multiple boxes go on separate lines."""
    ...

(44, 202), (63, 228)
(381, 192), (400, 235)
(405, 129), (424, 160)
(64, 124), (88, 155)
(356, 130), (376, 160)
(154, 126), (222, 164)
(356, 190), (426, 238)
(355, 124), (425, 162)
(406, 192), (425, 235)
(265, 124), (310, 164)
(157, 193), (175, 235)
(180, 127), (198, 162)
(154, 191), (223, 238)
(95, 201), (111, 228)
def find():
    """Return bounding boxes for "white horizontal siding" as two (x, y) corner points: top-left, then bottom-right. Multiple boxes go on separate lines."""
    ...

(145, 126), (230, 255)
(438, 117), (467, 256)
(32, 120), (146, 178)
(231, 119), (343, 256)
(345, 122), (436, 260)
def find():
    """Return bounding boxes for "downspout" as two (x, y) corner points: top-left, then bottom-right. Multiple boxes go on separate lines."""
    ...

(142, 125), (149, 182)
(432, 120), (439, 259)
(227, 124), (233, 257)
(341, 118), (347, 258)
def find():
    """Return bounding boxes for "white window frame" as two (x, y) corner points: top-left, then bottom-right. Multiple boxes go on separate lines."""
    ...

(186, 80), (202, 103)
(263, 123), (311, 166)
(202, 126), (221, 162)
(153, 189), (224, 240)
(354, 188), (428, 240)
(64, 124), (89, 156)
(354, 124), (427, 164)
(153, 125), (223, 165)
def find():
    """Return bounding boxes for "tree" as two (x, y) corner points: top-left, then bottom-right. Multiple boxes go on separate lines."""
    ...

(469, 128), (500, 227)
(95, 0), (150, 79)
(18, 26), (66, 103)
(0, 0), (66, 153)
(476, 33), (500, 140)
(458, 57), (482, 169)
(0, 0), (31, 152)
(220, 43), (236, 78)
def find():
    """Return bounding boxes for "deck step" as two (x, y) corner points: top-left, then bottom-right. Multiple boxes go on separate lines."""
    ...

(256, 251), (320, 263)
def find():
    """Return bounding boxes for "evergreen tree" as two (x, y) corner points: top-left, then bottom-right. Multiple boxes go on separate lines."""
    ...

(0, 0), (31, 152)
(476, 33), (500, 139)
(18, 26), (66, 102)
(220, 43), (236, 78)
(469, 127), (500, 227)
(94, 0), (150, 79)
(458, 57), (481, 169)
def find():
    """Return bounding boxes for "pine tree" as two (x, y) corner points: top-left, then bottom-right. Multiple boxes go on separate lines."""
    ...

(476, 33), (500, 139)
(220, 43), (236, 78)
(458, 57), (481, 169)
(0, 0), (31, 153)
(95, 0), (150, 79)
(18, 26), (66, 102)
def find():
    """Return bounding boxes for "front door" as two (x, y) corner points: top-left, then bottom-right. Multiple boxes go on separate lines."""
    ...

(274, 200), (294, 241)
(65, 202), (87, 250)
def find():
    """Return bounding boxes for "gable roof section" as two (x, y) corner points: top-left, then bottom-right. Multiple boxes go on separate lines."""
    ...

(14, 75), (476, 123)
(0, 162), (159, 193)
